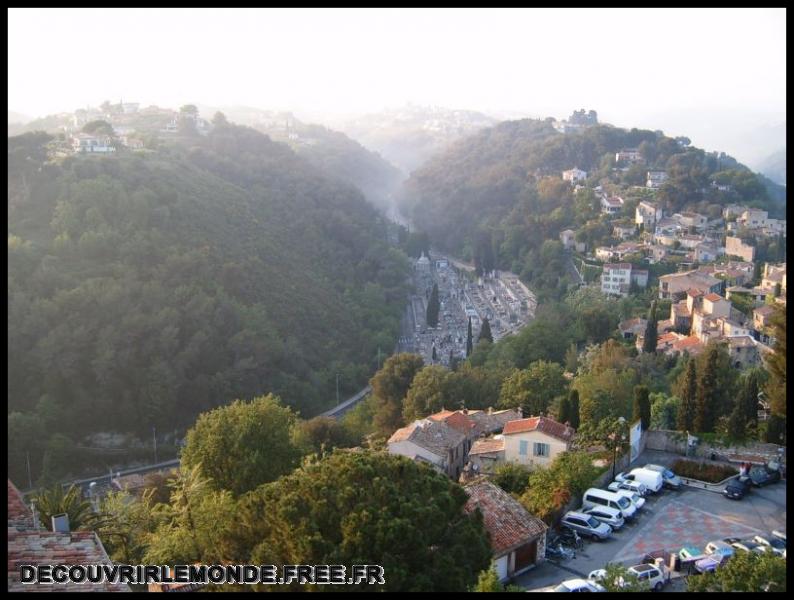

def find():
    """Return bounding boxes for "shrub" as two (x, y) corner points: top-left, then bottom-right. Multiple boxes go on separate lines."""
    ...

(672, 459), (737, 483)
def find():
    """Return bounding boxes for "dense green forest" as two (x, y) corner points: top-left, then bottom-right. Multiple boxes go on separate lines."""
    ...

(259, 123), (405, 213)
(7, 122), (411, 483)
(398, 119), (786, 301)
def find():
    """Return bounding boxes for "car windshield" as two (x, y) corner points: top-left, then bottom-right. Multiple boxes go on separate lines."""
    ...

(664, 469), (675, 478)
(553, 584), (572, 592)
(587, 516), (601, 528)
(617, 497), (630, 508)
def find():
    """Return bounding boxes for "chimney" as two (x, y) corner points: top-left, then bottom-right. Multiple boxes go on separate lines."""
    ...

(487, 406), (493, 415)
(52, 513), (70, 533)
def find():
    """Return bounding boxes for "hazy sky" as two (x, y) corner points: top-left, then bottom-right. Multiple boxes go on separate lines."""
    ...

(8, 8), (786, 161)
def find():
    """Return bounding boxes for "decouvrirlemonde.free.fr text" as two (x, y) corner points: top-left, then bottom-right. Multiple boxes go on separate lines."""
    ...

(20, 564), (386, 585)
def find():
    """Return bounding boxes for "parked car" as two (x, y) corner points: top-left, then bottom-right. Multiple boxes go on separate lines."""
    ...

(617, 468), (664, 493)
(644, 464), (683, 490)
(752, 534), (786, 556)
(607, 479), (648, 497)
(550, 579), (605, 592)
(582, 488), (637, 520)
(772, 530), (786, 543)
(749, 465), (781, 487)
(679, 546), (706, 561)
(587, 569), (607, 583)
(612, 489), (645, 511)
(584, 506), (625, 530)
(560, 511), (613, 541)
(694, 555), (723, 574)
(730, 539), (768, 554)
(626, 564), (668, 591)
(704, 540), (735, 560)
(723, 476), (752, 500)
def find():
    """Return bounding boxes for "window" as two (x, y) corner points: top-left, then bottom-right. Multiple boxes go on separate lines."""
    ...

(534, 442), (550, 457)
(519, 440), (528, 456)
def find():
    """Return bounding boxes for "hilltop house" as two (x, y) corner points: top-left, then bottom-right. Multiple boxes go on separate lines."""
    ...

(71, 133), (116, 153)
(502, 416), (574, 468)
(615, 148), (642, 163)
(601, 262), (648, 297)
(635, 201), (662, 228)
(388, 416), (470, 480)
(562, 168), (587, 183)
(658, 269), (722, 301)
(464, 479), (548, 582)
(646, 170), (668, 189)
(600, 195), (624, 215)
(725, 236), (756, 262)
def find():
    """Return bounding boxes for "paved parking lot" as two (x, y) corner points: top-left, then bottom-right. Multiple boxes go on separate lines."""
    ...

(514, 475), (786, 591)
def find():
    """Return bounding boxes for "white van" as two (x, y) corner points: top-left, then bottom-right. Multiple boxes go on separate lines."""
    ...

(582, 488), (637, 520)
(625, 468), (664, 493)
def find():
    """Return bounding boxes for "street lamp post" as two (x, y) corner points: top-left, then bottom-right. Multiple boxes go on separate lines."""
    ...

(336, 374), (340, 406)
(612, 417), (627, 481)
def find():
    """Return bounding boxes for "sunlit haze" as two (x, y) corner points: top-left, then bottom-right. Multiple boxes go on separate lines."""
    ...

(8, 7), (786, 163)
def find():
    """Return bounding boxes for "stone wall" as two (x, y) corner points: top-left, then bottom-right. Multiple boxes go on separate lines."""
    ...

(645, 429), (786, 468)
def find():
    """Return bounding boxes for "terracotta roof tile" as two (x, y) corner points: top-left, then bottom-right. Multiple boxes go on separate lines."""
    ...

(464, 479), (547, 555)
(468, 437), (505, 455)
(7, 479), (130, 592)
(502, 416), (574, 442)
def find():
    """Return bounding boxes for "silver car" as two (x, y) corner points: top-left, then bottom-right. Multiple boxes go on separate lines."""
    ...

(561, 511), (613, 541)
(644, 464), (683, 490)
(584, 506), (625, 530)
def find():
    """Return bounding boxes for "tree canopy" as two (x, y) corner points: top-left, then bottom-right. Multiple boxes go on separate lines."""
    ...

(226, 450), (492, 591)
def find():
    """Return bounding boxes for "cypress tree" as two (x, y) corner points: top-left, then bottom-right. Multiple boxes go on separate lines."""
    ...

(558, 395), (571, 425)
(676, 359), (697, 432)
(633, 385), (651, 430)
(466, 317), (473, 357)
(726, 402), (746, 441)
(568, 389), (580, 429)
(739, 370), (761, 428)
(478, 317), (493, 344)
(694, 345), (720, 433)
(432, 345), (438, 362)
(642, 301), (658, 354)
(426, 284), (440, 328)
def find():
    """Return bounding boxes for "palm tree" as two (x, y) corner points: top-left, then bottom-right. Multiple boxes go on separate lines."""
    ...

(31, 483), (103, 531)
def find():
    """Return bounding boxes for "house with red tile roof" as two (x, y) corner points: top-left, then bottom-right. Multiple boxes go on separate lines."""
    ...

(502, 416), (574, 469)
(467, 436), (506, 475)
(464, 479), (548, 582)
(7, 480), (130, 592)
(387, 418), (469, 480)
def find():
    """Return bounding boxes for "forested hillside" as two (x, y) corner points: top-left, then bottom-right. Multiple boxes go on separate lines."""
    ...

(264, 123), (404, 213)
(399, 119), (786, 300)
(8, 122), (411, 483)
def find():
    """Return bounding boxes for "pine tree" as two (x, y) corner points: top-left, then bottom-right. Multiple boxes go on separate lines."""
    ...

(642, 301), (658, 354)
(568, 389), (580, 429)
(633, 385), (651, 430)
(466, 317), (473, 357)
(676, 359), (697, 432)
(478, 317), (493, 344)
(694, 345), (720, 433)
(426, 284), (440, 328)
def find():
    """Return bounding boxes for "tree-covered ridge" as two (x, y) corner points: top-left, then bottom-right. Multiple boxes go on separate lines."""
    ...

(7, 123), (411, 484)
(398, 119), (786, 300)
(263, 122), (405, 213)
